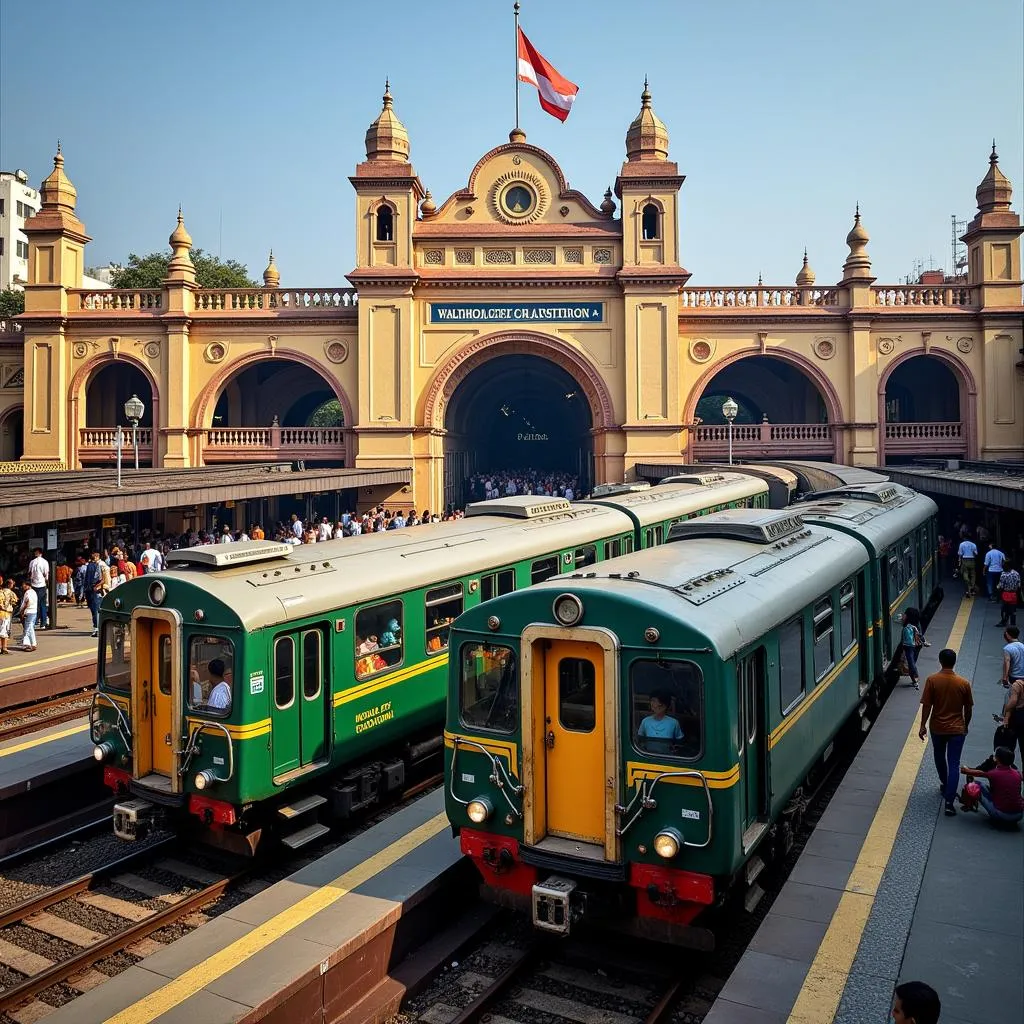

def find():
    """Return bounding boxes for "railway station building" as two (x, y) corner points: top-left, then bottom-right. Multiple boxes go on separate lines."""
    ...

(1, 84), (1022, 512)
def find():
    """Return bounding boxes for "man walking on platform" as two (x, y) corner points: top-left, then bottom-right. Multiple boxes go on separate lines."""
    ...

(28, 547), (49, 630)
(957, 533), (979, 597)
(920, 648), (974, 816)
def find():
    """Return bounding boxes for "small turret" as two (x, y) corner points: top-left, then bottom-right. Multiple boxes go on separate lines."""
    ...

(625, 78), (669, 162)
(841, 204), (873, 284)
(364, 80), (410, 163)
(39, 142), (78, 213)
(165, 208), (196, 284)
(796, 248), (816, 286)
(262, 250), (280, 288)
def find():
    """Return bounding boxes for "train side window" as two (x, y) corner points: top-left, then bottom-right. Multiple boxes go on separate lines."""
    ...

(102, 621), (132, 691)
(840, 581), (856, 654)
(558, 657), (596, 732)
(275, 636), (295, 709)
(888, 552), (899, 596)
(812, 598), (834, 682)
(624, 535), (634, 553)
(355, 600), (404, 679)
(481, 569), (515, 602)
(531, 557), (559, 585)
(302, 631), (321, 700)
(425, 582), (463, 653)
(654, 525), (664, 545)
(459, 642), (518, 733)
(779, 618), (804, 713)
(574, 545), (597, 569)
(188, 635), (235, 716)
(158, 634), (171, 696)
(630, 659), (703, 759)
(604, 538), (621, 559)
(643, 528), (653, 547)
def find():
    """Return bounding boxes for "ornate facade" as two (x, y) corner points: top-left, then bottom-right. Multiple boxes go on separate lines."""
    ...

(3, 87), (1022, 509)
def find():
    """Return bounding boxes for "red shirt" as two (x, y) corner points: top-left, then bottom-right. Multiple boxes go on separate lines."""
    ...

(984, 765), (1024, 814)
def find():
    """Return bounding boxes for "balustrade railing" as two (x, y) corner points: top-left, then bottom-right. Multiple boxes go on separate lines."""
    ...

(79, 427), (154, 447)
(885, 421), (963, 440)
(0, 319), (23, 334)
(693, 421), (834, 451)
(72, 289), (163, 311)
(192, 288), (358, 312)
(871, 285), (975, 307)
(680, 286), (841, 309)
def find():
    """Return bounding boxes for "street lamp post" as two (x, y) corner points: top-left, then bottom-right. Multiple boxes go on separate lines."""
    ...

(722, 397), (739, 466)
(124, 394), (145, 471)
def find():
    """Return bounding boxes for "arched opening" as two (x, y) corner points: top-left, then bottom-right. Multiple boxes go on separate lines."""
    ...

(80, 362), (156, 467)
(880, 353), (968, 464)
(0, 407), (23, 461)
(641, 203), (660, 240)
(376, 205), (394, 242)
(442, 354), (593, 508)
(690, 354), (835, 461)
(205, 357), (347, 466)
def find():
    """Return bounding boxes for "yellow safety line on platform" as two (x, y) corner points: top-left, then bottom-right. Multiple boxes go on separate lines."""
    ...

(102, 809), (449, 1024)
(0, 646), (94, 674)
(785, 595), (974, 1024)
(0, 722), (89, 757)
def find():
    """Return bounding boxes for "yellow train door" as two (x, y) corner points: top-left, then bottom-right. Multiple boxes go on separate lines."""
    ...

(150, 621), (173, 776)
(543, 640), (605, 843)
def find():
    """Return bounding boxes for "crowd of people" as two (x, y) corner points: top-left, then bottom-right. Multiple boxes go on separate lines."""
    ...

(465, 469), (581, 503)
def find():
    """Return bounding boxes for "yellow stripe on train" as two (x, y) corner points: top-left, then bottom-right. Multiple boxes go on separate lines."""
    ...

(626, 762), (740, 789)
(768, 646), (859, 748)
(444, 731), (519, 777)
(333, 653), (449, 708)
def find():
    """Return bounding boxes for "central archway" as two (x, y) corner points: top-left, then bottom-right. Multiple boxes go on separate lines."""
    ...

(423, 333), (614, 508)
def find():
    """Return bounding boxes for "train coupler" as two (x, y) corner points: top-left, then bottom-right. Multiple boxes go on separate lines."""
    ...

(532, 875), (580, 935)
(113, 798), (155, 841)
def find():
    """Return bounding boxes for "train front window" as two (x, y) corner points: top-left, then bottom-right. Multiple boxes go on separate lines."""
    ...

(630, 659), (703, 759)
(558, 658), (595, 732)
(188, 636), (235, 716)
(102, 621), (132, 691)
(459, 642), (518, 734)
(355, 600), (404, 679)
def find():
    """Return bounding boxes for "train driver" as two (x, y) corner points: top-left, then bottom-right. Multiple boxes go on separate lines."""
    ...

(637, 690), (684, 754)
(205, 659), (232, 713)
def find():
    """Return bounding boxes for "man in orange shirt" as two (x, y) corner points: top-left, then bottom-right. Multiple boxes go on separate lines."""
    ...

(919, 647), (974, 816)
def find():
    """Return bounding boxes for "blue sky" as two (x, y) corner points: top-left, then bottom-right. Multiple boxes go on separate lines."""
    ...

(1, 0), (1021, 286)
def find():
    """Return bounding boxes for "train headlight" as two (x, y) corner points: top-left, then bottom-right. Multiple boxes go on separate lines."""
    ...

(148, 580), (166, 606)
(552, 594), (584, 627)
(467, 798), (493, 824)
(193, 769), (217, 791)
(93, 741), (115, 762)
(653, 828), (683, 859)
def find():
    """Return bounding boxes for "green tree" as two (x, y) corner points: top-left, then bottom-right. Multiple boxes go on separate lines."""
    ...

(307, 399), (344, 427)
(111, 248), (256, 289)
(0, 289), (25, 319)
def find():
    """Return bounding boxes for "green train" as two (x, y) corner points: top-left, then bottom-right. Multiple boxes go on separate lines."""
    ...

(443, 482), (939, 943)
(89, 474), (769, 852)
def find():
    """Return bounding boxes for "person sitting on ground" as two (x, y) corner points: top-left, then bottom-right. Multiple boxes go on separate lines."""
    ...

(960, 747), (1023, 826)
(891, 981), (941, 1024)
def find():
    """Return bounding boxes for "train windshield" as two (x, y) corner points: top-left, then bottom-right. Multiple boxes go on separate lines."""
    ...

(188, 635), (236, 716)
(630, 659), (703, 759)
(459, 642), (518, 734)
(102, 621), (132, 691)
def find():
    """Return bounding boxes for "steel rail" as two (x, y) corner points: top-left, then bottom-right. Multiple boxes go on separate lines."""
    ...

(0, 865), (244, 1012)
(445, 941), (542, 1024)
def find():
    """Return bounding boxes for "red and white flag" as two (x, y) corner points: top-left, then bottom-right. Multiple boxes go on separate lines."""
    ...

(517, 27), (579, 122)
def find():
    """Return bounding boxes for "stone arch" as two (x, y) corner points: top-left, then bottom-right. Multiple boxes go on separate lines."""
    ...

(68, 354), (161, 468)
(421, 330), (616, 432)
(0, 404), (23, 461)
(192, 349), (355, 431)
(684, 347), (844, 462)
(876, 347), (978, 462)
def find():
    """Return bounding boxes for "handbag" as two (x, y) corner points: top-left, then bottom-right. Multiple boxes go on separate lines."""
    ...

(1001, 590), (1017, 603)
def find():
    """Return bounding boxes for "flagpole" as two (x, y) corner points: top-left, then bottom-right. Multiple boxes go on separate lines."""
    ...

(514, 1), (521, 131)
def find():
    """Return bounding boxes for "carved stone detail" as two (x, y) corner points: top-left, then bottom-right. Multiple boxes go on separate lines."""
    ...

(956, 336), (974, 354)
(422, 249), (444, 265)
(204, 341), (228, 363)
(689, 339), (714, 363)
(324, 339), (349, 364)
(813, 336), (836, 360)
(592, 248), (612, 264)
(455, 249), (474, 265)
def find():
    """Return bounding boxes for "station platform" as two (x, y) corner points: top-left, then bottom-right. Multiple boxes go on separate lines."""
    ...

(0, 715), (93, 800)
(0, 604), (96, 709)
(706, 590), (1022, 1024)
(41, 789), (465, 1024)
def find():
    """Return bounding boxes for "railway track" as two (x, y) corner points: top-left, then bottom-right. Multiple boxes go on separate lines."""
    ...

(0, 693), (93, 742)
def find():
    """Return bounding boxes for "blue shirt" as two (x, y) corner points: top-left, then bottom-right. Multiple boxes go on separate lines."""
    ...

(984, 548), (1005, 572)
(638, 715), (683, 740)
(1004, 641), (1024, 680)
(902, 624), (919, 647)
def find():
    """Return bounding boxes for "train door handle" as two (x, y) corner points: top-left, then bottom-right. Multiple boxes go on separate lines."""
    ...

(546, 730), (555, 749)
(164, 733), (172, 746)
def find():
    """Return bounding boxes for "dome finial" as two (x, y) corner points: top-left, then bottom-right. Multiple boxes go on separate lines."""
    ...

(625, 79), (669, 161)
(40, 141), (77, 211)
(975, 138), (1012, 214)
(842, 205), (873, 283)
(600, 187), (615, 215)
(796, 249), (815, 286)
(365, 81), (410, 162)
(263, 249), (280, 288)
(991, 138), (998, 163)
(420, 190), (437, 216)
(166, 207), (195, 283)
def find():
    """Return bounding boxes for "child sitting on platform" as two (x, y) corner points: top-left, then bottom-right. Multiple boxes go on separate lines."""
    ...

(959, 746), (1023, 826)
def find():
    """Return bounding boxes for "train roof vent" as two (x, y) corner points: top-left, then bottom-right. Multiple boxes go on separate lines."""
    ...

(465, 496), (573, 519)
(591, 482), (651, 497)
(660, 473), (728, 486)
(166, 540), (295, 569)
(667, 509), (806, 545)
(803, 483), (902, 505)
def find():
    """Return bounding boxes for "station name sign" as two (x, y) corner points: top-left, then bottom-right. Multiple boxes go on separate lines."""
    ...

(429, 302), (604, 324)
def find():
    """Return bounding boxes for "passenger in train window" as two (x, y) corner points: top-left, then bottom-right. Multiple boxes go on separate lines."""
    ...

(206, 659), (232, 713)
(637, 691), (684, 753)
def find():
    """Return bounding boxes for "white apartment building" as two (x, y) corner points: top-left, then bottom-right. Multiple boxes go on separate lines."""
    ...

(0, 170), (40, 291)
